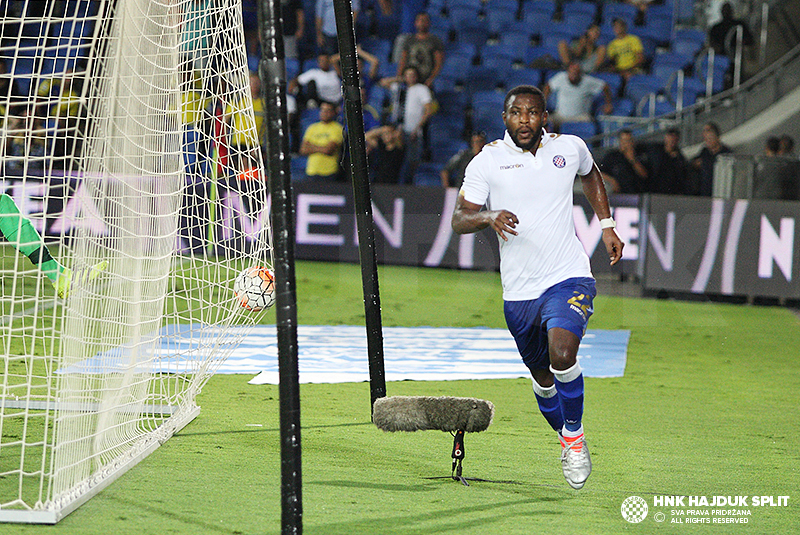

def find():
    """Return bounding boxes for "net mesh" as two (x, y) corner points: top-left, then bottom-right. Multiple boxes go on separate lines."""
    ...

(0, 0), (271, 520)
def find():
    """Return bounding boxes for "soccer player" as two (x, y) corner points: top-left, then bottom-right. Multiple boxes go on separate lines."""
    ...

(451, 85), (623, 489)
(0, 193), (107, 298)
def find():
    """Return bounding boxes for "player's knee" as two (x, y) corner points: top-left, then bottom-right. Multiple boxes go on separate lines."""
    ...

(549, 344), (577, 371)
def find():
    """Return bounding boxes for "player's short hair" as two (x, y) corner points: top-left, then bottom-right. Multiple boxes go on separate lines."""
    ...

(503, 85), (545, 112)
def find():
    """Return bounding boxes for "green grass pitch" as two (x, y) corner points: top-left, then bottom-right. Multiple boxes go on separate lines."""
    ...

(2, 260), (798, 534)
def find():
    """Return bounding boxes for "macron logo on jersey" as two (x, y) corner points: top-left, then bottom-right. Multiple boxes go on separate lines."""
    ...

(499, 163), (524, 170)
(553, 155), (566, 168)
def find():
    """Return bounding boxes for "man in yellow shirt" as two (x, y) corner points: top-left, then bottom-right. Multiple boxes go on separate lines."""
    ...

(300, 101), (343, 181)
(605, 18), (644, 82)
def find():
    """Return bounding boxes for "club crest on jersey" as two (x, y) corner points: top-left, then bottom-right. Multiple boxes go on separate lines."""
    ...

(553, 155), (566, 168)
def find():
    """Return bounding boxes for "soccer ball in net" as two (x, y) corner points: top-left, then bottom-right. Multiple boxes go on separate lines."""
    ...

(233, 266), (276, 311)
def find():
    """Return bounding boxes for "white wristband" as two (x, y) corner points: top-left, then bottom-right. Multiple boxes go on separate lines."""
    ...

(600, 217), (616, 229)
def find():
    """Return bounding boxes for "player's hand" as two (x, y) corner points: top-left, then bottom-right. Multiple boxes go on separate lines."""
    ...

(602, 229), (624, 265)
(489, 210), (518, 241)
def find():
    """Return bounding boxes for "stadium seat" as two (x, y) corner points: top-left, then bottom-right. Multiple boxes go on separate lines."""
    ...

(591, 72), (623, 97)
(651, 51), (694, 85)
(448, 0), (483, 11)
(453, 26), (491, 50)
(694, 53), (731, 93)
(448, 6), (483, 30)
(486, 9), (518, 36)
(472, 106), (505, 140)
(360, 36), (392, 64)
(520, 0), (557, 21)
(611, 97), (635, 117)
(434, 89), (469, 116)
(505, 68), (543, 89)
(665, 75), (706, 107)
(499, 30), (532, 53)
(480, 47), (516, 75)
(637, 95), (676, 117)
(625, 73), (664, 104)
(485, 0), (519, 14)
(672, 37), (704, 58)
(285, 58), (300, 80)
(561, 1), (597, 21)
(559, 121), (597, 140)
(471, 89), (505, 110)
(637, 17), (674, 47)
(464, 66), (500, 95)
(562, 12), (595, 32)
(601, 2), (637, 28)
(525, 44), (559, 65)
(413, 162), (443, 186)
(445, 41), (477, 60)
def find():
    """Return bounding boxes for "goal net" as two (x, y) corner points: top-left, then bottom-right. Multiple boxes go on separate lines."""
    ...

(0, 0), (271, 523)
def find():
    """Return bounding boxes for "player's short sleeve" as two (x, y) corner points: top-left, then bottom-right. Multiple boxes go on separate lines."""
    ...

(460, 151), (491, 207)
(573, 136), (596, 176)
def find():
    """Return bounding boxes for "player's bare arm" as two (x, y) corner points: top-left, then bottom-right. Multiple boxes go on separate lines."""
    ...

(580, 163), (624, 265)
(451, 191), (519, 241)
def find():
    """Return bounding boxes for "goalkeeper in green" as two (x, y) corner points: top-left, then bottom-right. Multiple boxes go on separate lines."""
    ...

(0, 193), (107, 298)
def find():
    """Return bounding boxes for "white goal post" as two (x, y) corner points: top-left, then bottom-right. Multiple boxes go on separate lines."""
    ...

(0, 0), (271, 523)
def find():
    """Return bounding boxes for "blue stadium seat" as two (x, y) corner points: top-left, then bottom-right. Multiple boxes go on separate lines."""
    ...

(413, 162), (443, 187)
(563, 12), (595, 32)
(445, 41), (477, 60)
(611, 97), (635, 116)
(674, 28), (706, 48)
(485, 0), (519, 14)
(591, 72), (623, 97)
(665, 75), (706, 107)
(637, 96), (676, 118)
(505, 68), (543, 89)
(559, 121), (598, 140)
(520, 0), (557, 21)
(439, 52), (474, 82)
(472, 106), (505, 140)
(602, 2), (637, 27)
(448, 0), (483, 10)
(694, 53), (730, 93)
(561, 1), (597, 20)
(435, 89), (469, 115)
(637, 17), (674, 47)
(651, 51), (694, 84)
(625, 73), (664, 103)
(499, 31), (532, 52)
(521, 5), (556, 37)
(464, 65), (500, 95)
(645, 3), (674, 26)
(471, 89), (505, 109)
(480, 46), (517, 74)
(672, 37), (703, 58)
(453, 26), (491, 49)
(360, 37), (392, 64)
(525, 44), (559, 65)
(448, 6), (483, 30)
(486, 9), (517, 35)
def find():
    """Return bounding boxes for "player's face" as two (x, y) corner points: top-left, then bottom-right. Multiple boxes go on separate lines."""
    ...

(503, 93), (547, 151)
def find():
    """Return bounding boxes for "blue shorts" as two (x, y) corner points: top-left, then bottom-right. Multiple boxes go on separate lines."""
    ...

(503, 277), (596, 372)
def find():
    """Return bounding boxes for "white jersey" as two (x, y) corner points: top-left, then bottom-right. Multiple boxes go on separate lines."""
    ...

(461, 130), (595, 301)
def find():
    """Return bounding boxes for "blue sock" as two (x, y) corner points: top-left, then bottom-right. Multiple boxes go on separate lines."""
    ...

(532, 379), (563, 433)
(551, 363), (584, 433)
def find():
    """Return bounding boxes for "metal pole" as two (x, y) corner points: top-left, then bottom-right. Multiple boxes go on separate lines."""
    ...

(256, 1), (302, 533)
(331, 0), (387, 411)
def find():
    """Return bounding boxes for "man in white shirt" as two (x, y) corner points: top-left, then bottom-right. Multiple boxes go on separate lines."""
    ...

(381, 66), (436, 184)
(543, 61), (613, 132)
(451, 85), (623, 490)
(290, 53), (342, 107)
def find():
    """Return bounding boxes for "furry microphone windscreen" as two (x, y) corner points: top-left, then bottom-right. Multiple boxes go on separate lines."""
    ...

(372, 396), (494, 433)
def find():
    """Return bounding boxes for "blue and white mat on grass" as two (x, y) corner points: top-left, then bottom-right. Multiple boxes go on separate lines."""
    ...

(58, 325), (630, 383)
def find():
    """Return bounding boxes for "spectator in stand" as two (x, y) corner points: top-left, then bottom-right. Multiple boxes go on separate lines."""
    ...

(709, 2), (754, 56)
(643, 128), (691, 195)
(316, 0), (359, 56)
(381, 66), (436, 184)
(764, 136), (781, 157)
(604, 18), (644, 83)
(289, 53), (342, 108)
(440, 131), (487, 188)
(365, 123), (405, 184)
(299, 100), (344, 181)
(396, 12), (445, 89)
(599, 128), (649, 193)
(691, 122), (732, 197)
(625, 0), (655, 26)
(332, 45), (381, 100)
(281, 0), (305, 60)
(558, 24), (606, 74)
(542, 61), (613, 132)
(778, 134), (796, 158)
